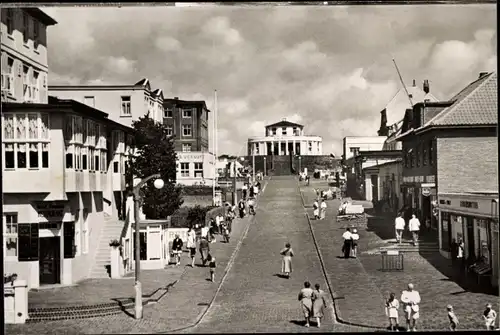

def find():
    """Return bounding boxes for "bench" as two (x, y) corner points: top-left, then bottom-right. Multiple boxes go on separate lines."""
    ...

(468, 262), (492, 285)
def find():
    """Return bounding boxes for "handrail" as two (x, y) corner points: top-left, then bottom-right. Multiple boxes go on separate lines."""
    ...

(120, 208), (130, 247)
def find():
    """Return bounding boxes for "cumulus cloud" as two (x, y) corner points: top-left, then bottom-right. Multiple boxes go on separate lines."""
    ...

(45, 5), (497, 155)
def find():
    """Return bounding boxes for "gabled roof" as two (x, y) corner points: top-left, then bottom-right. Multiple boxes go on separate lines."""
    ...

(152, 89), (164, 100)
(135, 78), (151, 91)
(425, 72), (497, 127)
(266, 120), (303, 128)
(384, 85), (439, 127)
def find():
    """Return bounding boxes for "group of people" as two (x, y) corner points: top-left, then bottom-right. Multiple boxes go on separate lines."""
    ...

(238, 197), (256, 218)
(394, 213), (422, 245)
(242, 181), (261, 200)
(312, 199), (327, 220)
(298, 281), (328, 328)
(341, 227), (360, 258)
(385, 283), (497, 331)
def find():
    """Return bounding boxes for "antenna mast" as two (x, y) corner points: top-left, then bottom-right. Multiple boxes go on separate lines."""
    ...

(392, 58), (413, 107)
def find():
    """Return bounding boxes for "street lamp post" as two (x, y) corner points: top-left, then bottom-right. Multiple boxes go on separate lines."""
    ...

(298, 156), (302, 174)
(252, 149), (256, 183)
(263, 157), (267, 176)
(133, 173), (164, 320)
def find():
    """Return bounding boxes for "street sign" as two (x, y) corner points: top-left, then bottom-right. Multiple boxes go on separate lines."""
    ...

(422, 188), (431, 197)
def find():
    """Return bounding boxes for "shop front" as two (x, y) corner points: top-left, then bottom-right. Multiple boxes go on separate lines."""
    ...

(437, 192), (498, 288)
(401, 175), (437, 232)
(132, 220), (170, 271)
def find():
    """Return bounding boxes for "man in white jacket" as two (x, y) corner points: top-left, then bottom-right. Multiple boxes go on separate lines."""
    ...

(395, 213), (406, 244)
(401, 283), (421, 331)
(409, 214), (421, 246)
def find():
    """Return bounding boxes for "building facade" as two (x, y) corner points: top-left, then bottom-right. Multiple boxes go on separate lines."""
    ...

(48, 78), (165, 127)
(1, 8), (57, 103)
(247, 119), (323, 156)
(163, 97), (210, 153)
(2, 98), (133, 289)
(176, 152), (216, 186)
(343, 136), (386, 160)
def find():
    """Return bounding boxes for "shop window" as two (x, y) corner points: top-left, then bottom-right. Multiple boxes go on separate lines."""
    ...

(17, 223), (39, 261)
(3, 213), (18, 257)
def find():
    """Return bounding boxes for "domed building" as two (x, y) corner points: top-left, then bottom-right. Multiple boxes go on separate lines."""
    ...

(247, 119), (323, 156)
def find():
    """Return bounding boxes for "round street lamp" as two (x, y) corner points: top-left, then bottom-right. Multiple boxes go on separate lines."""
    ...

(133, 173), (164, 320)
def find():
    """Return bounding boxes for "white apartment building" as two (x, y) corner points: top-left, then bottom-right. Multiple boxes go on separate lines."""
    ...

(343, 136), (387, 160)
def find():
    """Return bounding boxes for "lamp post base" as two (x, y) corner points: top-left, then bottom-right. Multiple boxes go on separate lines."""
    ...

(134, 281), (143, 319)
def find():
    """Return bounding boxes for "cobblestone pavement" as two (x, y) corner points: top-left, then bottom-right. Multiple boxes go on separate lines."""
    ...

(184, 176), (338, 333)
(6, 182), (264, 335)
(300, 181), (499, 331)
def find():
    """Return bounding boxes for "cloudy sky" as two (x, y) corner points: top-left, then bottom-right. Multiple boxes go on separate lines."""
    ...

(44, 4), (496, 155)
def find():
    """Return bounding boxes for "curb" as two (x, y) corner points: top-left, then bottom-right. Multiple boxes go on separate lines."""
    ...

(298, 182), (386, 331)
(159, 177), (271, 334)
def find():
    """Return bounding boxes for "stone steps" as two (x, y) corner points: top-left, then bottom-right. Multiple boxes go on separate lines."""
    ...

(89, 218), (125, 279)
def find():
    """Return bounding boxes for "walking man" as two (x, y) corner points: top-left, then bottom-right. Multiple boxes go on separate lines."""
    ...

(342, 228), (352, 259)
(409, 214), (421, 246)
(401, 283), (421, 332)
(199, 236), (210, 266)
(395, 213), (405, 244)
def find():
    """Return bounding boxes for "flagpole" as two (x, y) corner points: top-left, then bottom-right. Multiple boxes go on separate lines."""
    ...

(213, 90), (218, 205)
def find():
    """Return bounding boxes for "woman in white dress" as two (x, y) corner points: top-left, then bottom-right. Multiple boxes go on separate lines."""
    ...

(385, 292), (400, 331)
(280, 243), (294, 279)
(186, 227), (197, 267)
(320, 200), (327, 220)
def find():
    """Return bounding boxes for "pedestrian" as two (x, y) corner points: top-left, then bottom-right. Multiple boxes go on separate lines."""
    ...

(395, 213), (405, 244)
(208, 254), (217, 282)
(222, 222), (230, 243)
(447, 305), (459, 331)
(171, 234), (183, 266)
(385, 292), (400, 332)
(342, 228), (352, 259)
(248, 197), (256, 215)
(483, 303), (497, 330)
(280, 242), (294, 279)
(298, 281), (314, 328)
(400, 283), (421, 332)
(320, 199), (327, 220)
(306, 175), (310, 186)
(209, 219), (217, 243)
(253, 183), (259, 196)
(238, 199), (246, 218)
(457, 238), (465, 273)
(186, 227), (197, 267)
(351, 228), (359, 258)
(249, 183), (255, 198)
(242, 183), (248, 200)
(256, 180), (261, 192)
(199, 236), (210, 266)
(313, 200), (320, 220)
(312, 283), (327, 328)
(409, 214), (421, 246)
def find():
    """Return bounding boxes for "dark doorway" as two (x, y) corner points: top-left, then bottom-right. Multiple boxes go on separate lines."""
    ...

(39, 237), (61, 285)
(371, 175), (379, 202)
(466, 217), (475, 260)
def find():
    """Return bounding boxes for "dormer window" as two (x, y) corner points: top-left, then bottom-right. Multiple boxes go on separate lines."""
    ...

(282, 127), (287, 135)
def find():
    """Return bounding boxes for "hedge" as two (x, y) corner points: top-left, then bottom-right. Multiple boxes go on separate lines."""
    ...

(169, 205), (226, 228)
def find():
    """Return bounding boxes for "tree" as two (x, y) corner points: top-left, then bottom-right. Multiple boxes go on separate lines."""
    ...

(126, 115), (183, 219)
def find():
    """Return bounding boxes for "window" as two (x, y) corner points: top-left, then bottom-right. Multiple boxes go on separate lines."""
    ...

(180, 162), (190, 177)
(308, 142), (313, 152)
(429, 141), (434, 166)
(84, 96), (95, 107)
(182, 143), (191, 152)
(350, 147), (360, 156)
(164, 108), (173, 118)
(166, 125), (173, 136)
(194, 162), (203, 178)
(113, 161), (119, 173)
(23, 65), (32, 102)
(65, 115), (96, 172)
(182, 124), (192, 137)
(33, 20), (40, 48)
(423, 142), (428, 166)
(1, 57), (15, 96)
(22, 12), (29, 43)
(121, 96), (131, 116)
(282, 127), (287, 135)
(255, 143), (260, 155)
(2, 113), (50, 170)
(3, 213), (18, 257)
(416, 144), (421, 167)
(272, 128), (277, 136)
(6, 9), (14, 35)
(32, 71), (40, 102)
(182, 109), (192, 118)
(82, 209), (89, 254)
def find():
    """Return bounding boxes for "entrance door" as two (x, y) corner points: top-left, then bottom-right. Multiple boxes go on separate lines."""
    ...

(371, 175), (379, 202)
(466, 217), (475, 261)
(39, 237), (61, 285)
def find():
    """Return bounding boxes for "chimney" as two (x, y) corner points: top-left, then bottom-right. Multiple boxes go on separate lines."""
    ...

(412, 79), (416, 87)
(479, 72), (489, 79)
(378, 109), (388, 137)
(423, 80), (430, 94)
(174, 97), (179, 100)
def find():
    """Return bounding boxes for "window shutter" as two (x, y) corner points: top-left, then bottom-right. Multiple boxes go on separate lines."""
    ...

(64, 222), (75, 258)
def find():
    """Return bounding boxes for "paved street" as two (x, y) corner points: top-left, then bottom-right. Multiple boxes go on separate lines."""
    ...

(185, 176), (338, 333)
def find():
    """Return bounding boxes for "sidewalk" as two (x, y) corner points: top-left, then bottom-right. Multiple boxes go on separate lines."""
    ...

(6, 192), (262, 334)
(299, 182), (498, 331)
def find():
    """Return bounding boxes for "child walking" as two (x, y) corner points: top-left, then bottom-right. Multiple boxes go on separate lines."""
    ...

(447, 305), (459, 331)
(385, 292), (400, 331)
(208, 254), (217, 282)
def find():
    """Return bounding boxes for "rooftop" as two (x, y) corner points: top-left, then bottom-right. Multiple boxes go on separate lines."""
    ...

(49, 77), (159, 94)
(24, 8), (58, 26)
(266, 119), (303, 128)
(163, 98), (210, 111)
